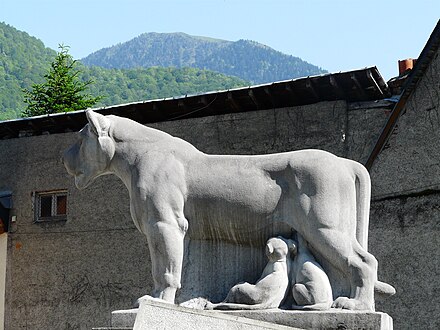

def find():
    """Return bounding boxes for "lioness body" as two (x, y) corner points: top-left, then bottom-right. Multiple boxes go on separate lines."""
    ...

(63, 111), (393, 311)
(131, 142), (360, 244)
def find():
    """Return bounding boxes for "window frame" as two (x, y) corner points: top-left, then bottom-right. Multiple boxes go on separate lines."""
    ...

(33, 190), (68, 223)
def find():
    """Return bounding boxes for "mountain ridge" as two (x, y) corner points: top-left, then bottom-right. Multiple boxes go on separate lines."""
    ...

(0, 23), (327, 120)
(82, 32), (327, 84)
(0, 23), (248, 120)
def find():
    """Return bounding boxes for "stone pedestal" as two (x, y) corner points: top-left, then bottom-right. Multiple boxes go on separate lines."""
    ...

(95, 299), (393, 330)
(222, 309), (393, 330)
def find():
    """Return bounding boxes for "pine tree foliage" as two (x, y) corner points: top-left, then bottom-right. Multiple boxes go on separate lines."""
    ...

(22, 45), (102, 117)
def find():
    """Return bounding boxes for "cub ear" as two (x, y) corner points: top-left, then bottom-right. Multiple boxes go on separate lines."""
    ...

(287, 239), (297, 256)
(266, 241), (274, 255)
(86, 110), (111, 137)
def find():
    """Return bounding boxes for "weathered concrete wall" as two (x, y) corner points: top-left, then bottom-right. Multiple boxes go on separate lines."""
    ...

(0, 99), (396, 329)
(369, 46), (440, 329)
(371, 45), (440, 198)
(0, 234), (6, 330)
(0, 133), (149, 329)
(370, 194), (440, 330)
(152, 101), (348, 156)
(346, 101), (393, 164)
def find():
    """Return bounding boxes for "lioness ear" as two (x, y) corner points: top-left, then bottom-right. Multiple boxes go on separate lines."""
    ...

(86, 110), (111, 137)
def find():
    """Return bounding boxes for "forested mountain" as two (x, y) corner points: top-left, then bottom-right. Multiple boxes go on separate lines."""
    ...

(0, 23), (247, 120)
(0, 23), (56, 120)
(82, 32), (327, 84)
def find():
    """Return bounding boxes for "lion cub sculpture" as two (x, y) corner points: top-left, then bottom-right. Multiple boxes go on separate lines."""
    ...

(207, 237), (293, 310)
(290, 234), (333, 310)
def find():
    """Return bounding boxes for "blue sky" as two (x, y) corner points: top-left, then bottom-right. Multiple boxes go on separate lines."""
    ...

(2, 0), (439, 81)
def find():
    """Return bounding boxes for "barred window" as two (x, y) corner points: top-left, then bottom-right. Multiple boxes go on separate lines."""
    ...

(34, 190), (67, 222)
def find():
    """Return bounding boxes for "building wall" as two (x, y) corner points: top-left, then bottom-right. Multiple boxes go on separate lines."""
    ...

(371, 46), (440, 198)
(369, 194), (440, 330)
(0, 99), (395, 329)
(369, 45), (440, 330)
(0, 133), (150, 329)
(0, 233), (7, 330)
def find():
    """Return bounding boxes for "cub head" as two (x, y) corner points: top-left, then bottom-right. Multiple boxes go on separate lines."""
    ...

(265, 237), (291, 262)
(63, 110), (115, 190)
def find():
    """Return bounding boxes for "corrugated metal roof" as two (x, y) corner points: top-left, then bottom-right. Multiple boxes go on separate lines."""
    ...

(365, 19), (440, 170)
(0, 67), (389, 140)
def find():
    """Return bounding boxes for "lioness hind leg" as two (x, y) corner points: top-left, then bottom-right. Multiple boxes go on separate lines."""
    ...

(332, 240), (378, 311)
(305, 229), (377, 311)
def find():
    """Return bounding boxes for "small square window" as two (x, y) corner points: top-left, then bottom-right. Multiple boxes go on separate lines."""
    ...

(34, 190), (67, 222)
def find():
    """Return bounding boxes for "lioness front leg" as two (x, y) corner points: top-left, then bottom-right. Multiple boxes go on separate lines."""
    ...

(145, 217), (186, 303)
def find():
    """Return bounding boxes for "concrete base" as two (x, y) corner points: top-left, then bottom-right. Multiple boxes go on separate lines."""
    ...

(98, 299), (393, 330)
(133, 298), (296, 330)
(112, 309), (138, 328)
(222, 309), (393, 330)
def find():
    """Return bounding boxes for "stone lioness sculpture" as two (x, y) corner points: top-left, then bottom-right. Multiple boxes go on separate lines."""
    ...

(63, 110), (395, 311)
(208, 237), (293, 310)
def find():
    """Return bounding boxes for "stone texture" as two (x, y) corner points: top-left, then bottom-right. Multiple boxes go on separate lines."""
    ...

(371, 45), (440, 198)
(133, 298), (299, 330)
(150, 101), (348, 157)
(112, 309), (137, 328)
(369, 194), (440, 330)
(222, 309), (393, 330)
(106, 302), (393, 330)
(346, 102), (393, 164)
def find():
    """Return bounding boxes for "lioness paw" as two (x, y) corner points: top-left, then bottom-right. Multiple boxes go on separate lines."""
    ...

(332, 297), (371, 311)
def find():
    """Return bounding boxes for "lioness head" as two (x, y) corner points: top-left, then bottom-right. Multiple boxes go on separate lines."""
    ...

(63, 110), (115, 189)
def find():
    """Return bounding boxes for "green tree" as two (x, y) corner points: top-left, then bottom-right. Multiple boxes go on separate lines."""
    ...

(22, 45), (102, 117)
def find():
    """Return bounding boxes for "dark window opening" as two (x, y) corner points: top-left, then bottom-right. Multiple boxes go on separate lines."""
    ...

(56, 195), (67, 215)
(35, 190), (68, 222)
(0, 191), (12, 233)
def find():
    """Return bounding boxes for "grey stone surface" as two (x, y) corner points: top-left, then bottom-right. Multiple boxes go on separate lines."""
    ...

(365, 38), (440, 330)
(106, 301), (393, 330)
(152, 101), (348, 157)
(222, 309), (393, 330)
(369, 194), (440, 330)
(92, 327), (133, 330)
(63, 110), (392, 311)
(93, 328), (132, 330)
(371, 45), (440, 198)
(133, 297), (299, 330)
(112, 309), (137, 327)
(346, 102), (393, 164)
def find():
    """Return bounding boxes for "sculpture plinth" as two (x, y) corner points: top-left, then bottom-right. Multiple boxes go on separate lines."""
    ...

(101, 299), (393, 330)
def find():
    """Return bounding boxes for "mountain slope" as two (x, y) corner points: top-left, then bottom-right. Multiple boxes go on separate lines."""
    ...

(0, 22), (56, 119)
(82, 32), (327, 84)
(0, 23), (247, 120)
